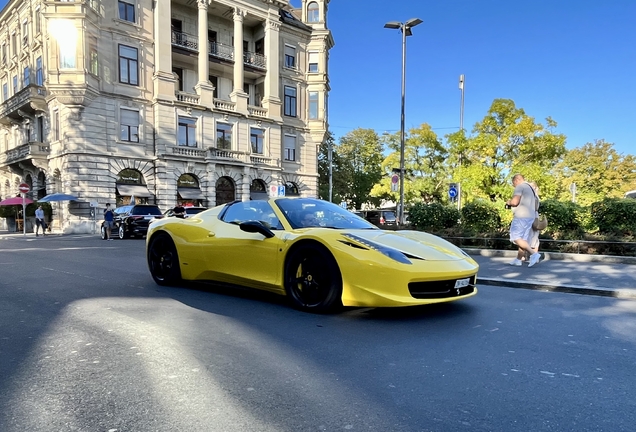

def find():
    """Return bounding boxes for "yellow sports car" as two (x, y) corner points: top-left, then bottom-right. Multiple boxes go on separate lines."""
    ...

(146, 198), (478, 312)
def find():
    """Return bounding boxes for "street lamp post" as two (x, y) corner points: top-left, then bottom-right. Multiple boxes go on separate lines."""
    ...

(384, 18), (422, 227)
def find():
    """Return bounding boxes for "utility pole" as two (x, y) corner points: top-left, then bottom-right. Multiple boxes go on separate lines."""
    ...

(457, 74), (465, 211)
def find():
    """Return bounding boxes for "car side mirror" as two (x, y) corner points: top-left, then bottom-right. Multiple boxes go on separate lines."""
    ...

(239, 220), (275, 238)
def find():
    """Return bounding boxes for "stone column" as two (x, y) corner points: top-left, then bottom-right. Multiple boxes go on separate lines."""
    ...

(230, 8), (248, 113)
(152, 0), (175, 102)
(262, 19), (282, 120)
(194, 0), (214, 107)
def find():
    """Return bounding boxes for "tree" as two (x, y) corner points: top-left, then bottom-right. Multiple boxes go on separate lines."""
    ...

(554, 140), (636, 206)
(449, 99), (566, 202)
(337, 128), (384, 209)
(317, 132), (349, 203)
(371, 123), (448, 204)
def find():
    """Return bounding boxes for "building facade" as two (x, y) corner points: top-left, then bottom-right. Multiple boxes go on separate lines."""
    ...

(0, 0), (333, 232)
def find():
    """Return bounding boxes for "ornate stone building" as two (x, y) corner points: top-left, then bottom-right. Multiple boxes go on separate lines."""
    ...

(0, 0), (333, 232)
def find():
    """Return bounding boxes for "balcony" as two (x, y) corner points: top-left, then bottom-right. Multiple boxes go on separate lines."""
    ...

(247, 105), (268, 118)
(171, 30), (265, 70)
(0, 141), (50, 167)
(206, 148), (281, 168)
(169, 146), (206, 159)
(175, 91), (200, 105)
(0, 84), (47, 124)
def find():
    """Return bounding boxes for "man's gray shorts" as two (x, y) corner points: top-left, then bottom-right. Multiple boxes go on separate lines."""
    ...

(103, 221), (114, 229)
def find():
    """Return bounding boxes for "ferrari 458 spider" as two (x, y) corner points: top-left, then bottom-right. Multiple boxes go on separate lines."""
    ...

(146, 198), (478, 312)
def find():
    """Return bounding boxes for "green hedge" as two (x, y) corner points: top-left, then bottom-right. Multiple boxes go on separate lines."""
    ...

(409, 202), (460, 232)
(590, 198), (636, 236)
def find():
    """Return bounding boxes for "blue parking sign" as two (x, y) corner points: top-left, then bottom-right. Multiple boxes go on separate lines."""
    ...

(277, 185), (286, 196)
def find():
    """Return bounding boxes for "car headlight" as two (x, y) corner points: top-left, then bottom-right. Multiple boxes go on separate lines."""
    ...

(341, 233), (412, 265)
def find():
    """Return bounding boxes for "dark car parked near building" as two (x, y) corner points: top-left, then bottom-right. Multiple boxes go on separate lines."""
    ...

(359, 209), (398, 227)
(101, 204), (163, 239)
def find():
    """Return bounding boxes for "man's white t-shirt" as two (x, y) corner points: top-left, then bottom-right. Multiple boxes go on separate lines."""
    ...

(512, 182), (537, 218)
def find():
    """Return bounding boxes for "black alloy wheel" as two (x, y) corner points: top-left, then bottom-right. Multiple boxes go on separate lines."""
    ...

(147, 233), (182, 286)
(284, 243), (343, 313)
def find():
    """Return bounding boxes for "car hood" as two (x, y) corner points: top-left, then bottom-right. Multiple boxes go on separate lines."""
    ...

(340, 229), (470, 261)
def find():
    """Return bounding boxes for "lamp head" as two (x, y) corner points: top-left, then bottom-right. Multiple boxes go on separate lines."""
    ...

(384, 21), (401, 30)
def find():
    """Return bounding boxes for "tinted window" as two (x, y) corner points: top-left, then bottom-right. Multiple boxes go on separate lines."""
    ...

(131, 206), (162, 216)
(276, 198), (376, 230)
(221, 201), (282, 230)
(185, 207), (206, 215)
(383, 211), (396, 221)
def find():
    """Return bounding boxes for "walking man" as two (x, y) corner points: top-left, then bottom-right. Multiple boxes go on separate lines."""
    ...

(103, 203), (115, 241)
(35, 205), (46, 237)
(506, 174), (541, 267)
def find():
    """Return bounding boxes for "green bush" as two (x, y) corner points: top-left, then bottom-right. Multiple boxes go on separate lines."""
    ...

(409, 202), (460, 232)
(590, 198), (636, 235)
(538, 199), (584, 235)
(461, 200), (502, 234)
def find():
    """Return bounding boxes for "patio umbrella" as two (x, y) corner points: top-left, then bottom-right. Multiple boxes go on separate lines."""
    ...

(38, 193), (79, 202)
(0, 196), (34, 206)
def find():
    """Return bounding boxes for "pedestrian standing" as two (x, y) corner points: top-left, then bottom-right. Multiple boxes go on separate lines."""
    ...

(35, 205), (46, 237)
(103, 203), (115, 241)
(506, 174), (541, 267)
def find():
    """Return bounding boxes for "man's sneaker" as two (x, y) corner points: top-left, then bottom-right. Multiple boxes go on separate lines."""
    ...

(528, 252), (541, 268)
(509, 258), (522, 266)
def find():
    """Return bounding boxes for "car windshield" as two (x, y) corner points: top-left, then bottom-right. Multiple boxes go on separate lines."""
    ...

(276, 198), (377, 230)
(131, 206), (162, 216)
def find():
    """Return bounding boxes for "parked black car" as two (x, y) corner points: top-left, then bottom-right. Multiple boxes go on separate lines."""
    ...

(163, 206), (207, 218)
(361, 209), (398, 227)
(101, 204), (163, 239)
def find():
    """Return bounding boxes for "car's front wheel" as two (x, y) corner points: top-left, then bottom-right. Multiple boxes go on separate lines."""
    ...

(100, 225), (106, 240)
(284, 243), (342, 313)
(147, 233), (182, 286)
(118, 225), (127, 239)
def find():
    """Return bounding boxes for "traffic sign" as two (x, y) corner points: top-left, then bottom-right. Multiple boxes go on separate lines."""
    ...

(449, 185), (458, 199)
(18, 183), (30, 193)
(391, 174), (399, 192)
(277, 185), (286, 197)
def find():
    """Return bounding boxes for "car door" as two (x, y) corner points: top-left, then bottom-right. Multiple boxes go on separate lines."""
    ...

(205, 201), (284, 288)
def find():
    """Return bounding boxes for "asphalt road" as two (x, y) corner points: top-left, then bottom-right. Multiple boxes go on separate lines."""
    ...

(0, 235), (634, 431)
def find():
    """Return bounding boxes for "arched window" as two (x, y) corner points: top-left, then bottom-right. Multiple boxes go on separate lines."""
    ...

(37, 172), (46, 200)
(307, 2), (320, 23)
(116, 169), (151, 205)
(216, 176), (235, 205)
(177, 173), (204, 206)
(285, 181), (299, 196)
(250, 179), (268, 200)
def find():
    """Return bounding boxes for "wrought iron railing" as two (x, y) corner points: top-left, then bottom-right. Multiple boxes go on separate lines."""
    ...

(244, 51), (266, 69)
(171, 30), (198, 50)
(210, 42), (234, 61)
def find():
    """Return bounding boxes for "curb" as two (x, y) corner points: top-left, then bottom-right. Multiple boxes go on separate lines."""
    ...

(478, 277), (636, 300)
(464, 248), (636, 265)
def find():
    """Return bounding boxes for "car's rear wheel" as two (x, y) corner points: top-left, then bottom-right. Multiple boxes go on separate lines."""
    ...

(100, 225), (106, 240)
(118, 225), (127, 239)
(284, 243), (342, 313)
(148, 233), (182, 286)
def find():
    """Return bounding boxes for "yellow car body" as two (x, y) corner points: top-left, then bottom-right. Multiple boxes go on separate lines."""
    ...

(146, 198), (478, 312)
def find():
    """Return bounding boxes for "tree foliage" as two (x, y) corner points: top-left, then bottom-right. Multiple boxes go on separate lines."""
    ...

(554, 140), (636, 206)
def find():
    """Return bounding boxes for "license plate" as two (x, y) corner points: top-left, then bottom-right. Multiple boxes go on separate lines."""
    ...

(454, 278), (470, 289)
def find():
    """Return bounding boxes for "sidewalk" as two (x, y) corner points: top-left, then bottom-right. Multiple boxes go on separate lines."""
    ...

(467, 249), (636, 299)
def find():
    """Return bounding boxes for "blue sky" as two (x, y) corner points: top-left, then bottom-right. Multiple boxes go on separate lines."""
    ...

(304, 0), (635, 156)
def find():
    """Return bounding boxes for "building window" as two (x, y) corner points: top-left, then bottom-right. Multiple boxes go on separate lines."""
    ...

(308, 91), (318, 119)
(36, 57), (43, 85)
(209, 75), (218, 98)
(216, 123), (232, 150)
(22, 21), (29, 46)
(37, 117), (44, 142)
(118, 1), (135, 23)
(35, 8), (41, 34)
(52, 109), (60, 142)
(173, 67), (183, 91)
(23, 67), (30, 87)
(119, 45), (138, 85)
(89, 38), (98, 76)
(243, 83), (250, 104)
(2, 84), (7, 101)
(308, 51), (319, 73)
(12, 75), (18, 95)
(1, 44), (6, 64)
(284, 135), (296, 161)
(11, 33), (16, 56)
(120, 109), (139, 142)
(178, 116), (197, 147)
(284, 45), (296, 69)
(307, 2), (320, 23)
(250, 128), (263, 154)
(284, 86), (297, 117)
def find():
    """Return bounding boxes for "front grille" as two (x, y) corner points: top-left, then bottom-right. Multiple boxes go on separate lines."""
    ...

(408, 275), (476, 299)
